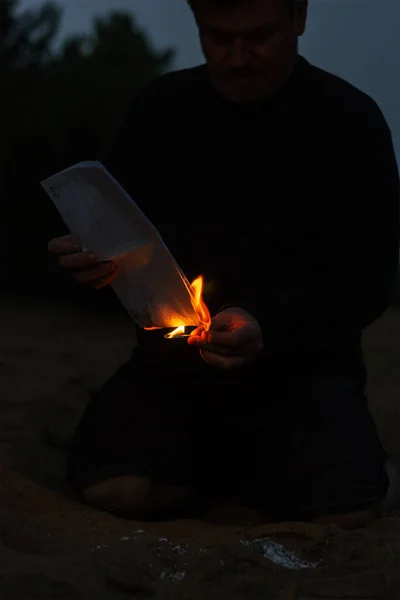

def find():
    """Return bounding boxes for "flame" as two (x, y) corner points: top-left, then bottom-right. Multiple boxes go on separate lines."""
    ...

(189, 275), (211, 331)
(164, 325), (186, 339)
(164, 275), (211, 339)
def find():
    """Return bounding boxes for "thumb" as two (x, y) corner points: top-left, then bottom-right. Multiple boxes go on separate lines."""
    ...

(209, 310), (234, 331)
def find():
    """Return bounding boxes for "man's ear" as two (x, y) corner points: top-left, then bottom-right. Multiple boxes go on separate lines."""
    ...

(293, 0), (308, 37)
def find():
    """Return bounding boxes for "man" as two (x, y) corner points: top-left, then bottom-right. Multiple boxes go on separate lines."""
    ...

(48, 0), (399, 527)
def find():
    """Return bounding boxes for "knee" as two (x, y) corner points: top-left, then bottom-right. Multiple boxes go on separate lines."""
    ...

(311, 508), (378, 529)
(380, 460), (400, 514)
(82, 475), (190, 520)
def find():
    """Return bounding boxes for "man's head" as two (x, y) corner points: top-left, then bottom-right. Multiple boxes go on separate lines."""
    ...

(188, 0), (308, 105)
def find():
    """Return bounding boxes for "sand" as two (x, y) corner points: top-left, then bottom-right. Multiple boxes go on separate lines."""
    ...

(2, 295), (400, 599)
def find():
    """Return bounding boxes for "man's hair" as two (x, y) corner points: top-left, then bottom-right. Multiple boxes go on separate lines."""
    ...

(188, 0), (301, 6)
(188, 0), (245, 5)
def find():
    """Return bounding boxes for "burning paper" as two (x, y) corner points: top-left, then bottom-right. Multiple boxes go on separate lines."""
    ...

(163, 275), (211, 338)
(41, 161), (210, 331)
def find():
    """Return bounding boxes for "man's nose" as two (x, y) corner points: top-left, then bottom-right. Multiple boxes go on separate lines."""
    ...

(228, 38), (250, 68)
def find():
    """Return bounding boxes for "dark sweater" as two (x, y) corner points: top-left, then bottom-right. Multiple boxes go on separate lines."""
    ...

(103, 56), (399, 372)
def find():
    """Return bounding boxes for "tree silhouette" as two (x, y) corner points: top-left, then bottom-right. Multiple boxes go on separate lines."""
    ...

(3, 0), (174, 305)
(2, 0), (60, 70)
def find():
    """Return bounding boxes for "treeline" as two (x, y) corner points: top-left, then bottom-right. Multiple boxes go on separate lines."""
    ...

(3, 0), (174, 311)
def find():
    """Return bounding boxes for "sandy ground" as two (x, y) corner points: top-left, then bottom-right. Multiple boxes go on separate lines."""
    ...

(2, 295), (400, 600)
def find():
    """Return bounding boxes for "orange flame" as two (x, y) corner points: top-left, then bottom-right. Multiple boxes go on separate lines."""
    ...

(166, 275), (211, 339)
(164, 325), (186, 339)
(189, 275), (211, 330)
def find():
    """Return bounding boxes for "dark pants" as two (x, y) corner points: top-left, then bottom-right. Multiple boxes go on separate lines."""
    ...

(66, 346), (389, 520)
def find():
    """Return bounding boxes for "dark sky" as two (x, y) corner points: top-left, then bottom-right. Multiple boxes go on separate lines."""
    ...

(21, 0), (400, 163)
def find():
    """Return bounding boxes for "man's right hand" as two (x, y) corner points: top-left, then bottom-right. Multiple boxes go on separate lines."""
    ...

(48, 234), (119, 289)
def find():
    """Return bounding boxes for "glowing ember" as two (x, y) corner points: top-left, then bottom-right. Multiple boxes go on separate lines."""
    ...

(164, 275), (211, 339)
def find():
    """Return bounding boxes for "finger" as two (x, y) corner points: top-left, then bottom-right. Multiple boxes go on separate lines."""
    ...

(200, 349), (247, 370)
(59, 251), (98, 270)
(189, 325), (204, 338)
(90, 267), (119, 289)
(208, 326), (257, 348)
(188, 326), (209, 345)
(187, 333), (207, 347)
(192, 337), (261, 357)
(75, 262), (118, 284)
(48, 235), (82, 255)
(188, 338), (241, 356)
(209, 310), (236, 330)
(207, 329), (243, 347)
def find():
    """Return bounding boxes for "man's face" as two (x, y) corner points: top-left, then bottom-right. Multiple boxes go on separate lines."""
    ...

(192, 0), (308, 105)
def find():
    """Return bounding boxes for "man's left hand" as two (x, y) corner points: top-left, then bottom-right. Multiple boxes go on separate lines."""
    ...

(187, 307), (263, 370)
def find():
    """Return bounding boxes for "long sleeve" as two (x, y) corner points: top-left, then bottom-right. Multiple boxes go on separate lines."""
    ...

(225, 103), (400, 355)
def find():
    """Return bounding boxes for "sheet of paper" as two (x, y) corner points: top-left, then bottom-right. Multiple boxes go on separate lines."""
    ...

(41, 161), (200, 329)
